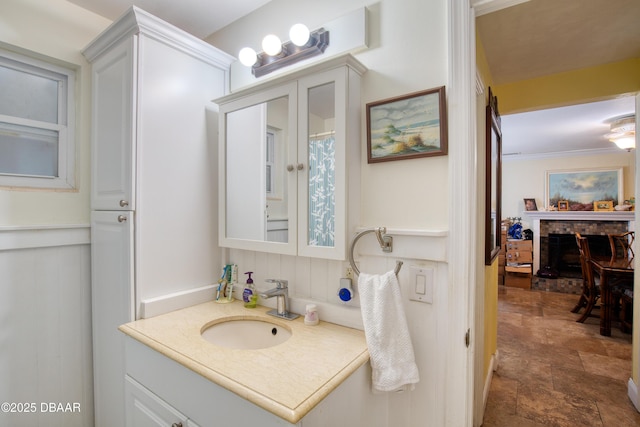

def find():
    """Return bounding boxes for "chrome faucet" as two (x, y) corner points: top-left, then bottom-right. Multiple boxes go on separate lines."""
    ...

(260, 279), (299, 320)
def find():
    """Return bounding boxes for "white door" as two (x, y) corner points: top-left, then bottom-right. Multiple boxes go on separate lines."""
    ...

(90, 37), (136, 211)
(91, 210), (135, 427)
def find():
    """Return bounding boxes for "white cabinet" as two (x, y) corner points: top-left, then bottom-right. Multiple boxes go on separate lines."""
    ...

(217, 54), (365, 260)
(90, 211), (135, 427)
(89, 37), (136, 211)
(83, 7), (233, 427)
(124, 336), (375, 427)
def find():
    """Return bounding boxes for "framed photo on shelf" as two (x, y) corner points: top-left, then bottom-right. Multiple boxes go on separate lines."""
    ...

(524, 198), (538, 211)
(366, 86), (448, 163)
(594, 200), (614, 211)
(557, 200), (569, 211)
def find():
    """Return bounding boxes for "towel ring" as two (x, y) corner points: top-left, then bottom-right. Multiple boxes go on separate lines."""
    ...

(349, 227), (403, 277)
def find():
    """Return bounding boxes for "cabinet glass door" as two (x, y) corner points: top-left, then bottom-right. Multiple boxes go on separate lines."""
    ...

(307, 82), (336, 248)
(298, 65), (348, 260)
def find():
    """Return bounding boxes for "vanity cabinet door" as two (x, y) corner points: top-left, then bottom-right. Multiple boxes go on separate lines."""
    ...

(125, 376), (190, 427)
(91, 210), (135, 427)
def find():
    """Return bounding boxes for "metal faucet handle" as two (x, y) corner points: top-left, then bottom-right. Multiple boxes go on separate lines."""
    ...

(266, 279), (288, 289)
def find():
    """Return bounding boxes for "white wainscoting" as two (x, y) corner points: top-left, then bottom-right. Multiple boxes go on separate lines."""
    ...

(0, 225), (93, 427)
(224, 227), (448, 329)
(224, 228), (450, 427)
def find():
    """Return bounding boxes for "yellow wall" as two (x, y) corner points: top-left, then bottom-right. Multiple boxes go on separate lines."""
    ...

(476, 34), (494, 90)
(494, 58), (640, 114)
(476, 31), (499, 387)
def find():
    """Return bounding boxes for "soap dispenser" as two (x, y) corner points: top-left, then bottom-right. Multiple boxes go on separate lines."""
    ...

(243, 272), (257, 308)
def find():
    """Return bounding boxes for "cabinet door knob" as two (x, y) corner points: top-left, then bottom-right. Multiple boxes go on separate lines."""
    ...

(119, 200), (129, 207)
(287, 164), (294, 172)
(297, 163), (304, 171)
(117, 215), (128, 223)
(171, 423), (183, 427)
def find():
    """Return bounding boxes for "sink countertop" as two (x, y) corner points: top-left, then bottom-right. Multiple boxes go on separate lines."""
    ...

(118, 300), (369, 424)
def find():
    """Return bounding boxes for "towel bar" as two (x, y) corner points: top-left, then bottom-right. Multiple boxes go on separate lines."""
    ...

(348, 227), (403, 277)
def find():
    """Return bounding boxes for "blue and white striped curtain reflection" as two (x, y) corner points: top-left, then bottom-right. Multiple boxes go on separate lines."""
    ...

(308, 135), (335, 247)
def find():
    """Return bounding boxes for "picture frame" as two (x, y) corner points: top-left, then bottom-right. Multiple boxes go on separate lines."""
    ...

(366, 86), (448, 163)
(546, 168), (623, 211)
(557, 200), (569, 211)
(485, 87), (502, 265)
(593, 200), (614, 211)
(524, 198), (538, 211)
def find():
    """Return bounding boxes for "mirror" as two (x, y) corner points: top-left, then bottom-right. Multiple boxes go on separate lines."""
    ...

(485, 87), (502, 265)
(225, 96), (290, 243)
(221, 78), (340, 253)
(306, 82), (336, 248)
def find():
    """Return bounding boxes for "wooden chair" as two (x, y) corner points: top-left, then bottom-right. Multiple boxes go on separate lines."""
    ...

(609, 231), (635, 262)
(571, 233), (600, 322)
(617, 287), (634, 333)
(609, 231), (634, 333)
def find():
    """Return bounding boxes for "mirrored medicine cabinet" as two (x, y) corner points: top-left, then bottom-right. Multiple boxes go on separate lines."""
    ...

(216, 54), (367, 260)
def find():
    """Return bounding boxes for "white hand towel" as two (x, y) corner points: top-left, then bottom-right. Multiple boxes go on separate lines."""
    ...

(359, 270), (420, 392)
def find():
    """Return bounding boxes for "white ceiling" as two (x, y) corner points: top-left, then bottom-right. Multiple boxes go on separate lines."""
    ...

(67, 0), (272, 39)
(501, 97), (636, 157)
(69, 0), (639, 156)
(477, 0), (640, 156)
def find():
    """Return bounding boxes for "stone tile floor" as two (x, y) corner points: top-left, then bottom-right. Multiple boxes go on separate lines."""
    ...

(482, 287), (640, 426)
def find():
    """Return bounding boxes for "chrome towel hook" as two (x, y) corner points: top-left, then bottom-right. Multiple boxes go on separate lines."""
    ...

(349, 227), (403, 277)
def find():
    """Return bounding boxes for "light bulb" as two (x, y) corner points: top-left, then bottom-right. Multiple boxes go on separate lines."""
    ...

(262, 34), (282, 56)
(289, 23), (310, 47)
(238, 47), (257, 66)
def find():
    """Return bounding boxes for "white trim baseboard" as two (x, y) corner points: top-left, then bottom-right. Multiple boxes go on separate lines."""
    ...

(484, 351), (498, 409)
(0, 224), (90, 251)
(628, 377), (640, 412)
(139, 284), (217, 319)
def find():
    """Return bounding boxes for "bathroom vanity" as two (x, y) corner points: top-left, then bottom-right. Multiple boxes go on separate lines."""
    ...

(216, 54), (366, 260)
(119, 301), (372, 426)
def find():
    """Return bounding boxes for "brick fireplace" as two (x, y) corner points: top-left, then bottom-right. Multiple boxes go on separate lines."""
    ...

(524, 211), (635, 293)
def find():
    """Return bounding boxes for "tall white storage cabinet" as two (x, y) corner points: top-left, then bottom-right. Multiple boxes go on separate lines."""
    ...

(83, 7), (233, 427)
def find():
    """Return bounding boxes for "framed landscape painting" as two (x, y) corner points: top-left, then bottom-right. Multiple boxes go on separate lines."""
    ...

(366, 86), (448, 163)
(546, 168), (622, 211)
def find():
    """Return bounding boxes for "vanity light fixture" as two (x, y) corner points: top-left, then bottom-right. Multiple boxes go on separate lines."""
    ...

(262, 34), (283, 56)
(238, 24), (330, 78)
(606, 115), (636, 151)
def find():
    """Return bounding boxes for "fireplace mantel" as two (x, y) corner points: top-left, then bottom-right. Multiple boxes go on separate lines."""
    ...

(523, 210), (635, 276)
(524, 211), (635, 222)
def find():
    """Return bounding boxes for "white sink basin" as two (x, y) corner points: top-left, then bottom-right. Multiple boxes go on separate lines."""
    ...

(201, 318), (292, 349)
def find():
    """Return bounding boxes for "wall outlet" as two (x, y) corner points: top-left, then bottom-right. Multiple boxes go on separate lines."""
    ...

(345, 267), (353, 280)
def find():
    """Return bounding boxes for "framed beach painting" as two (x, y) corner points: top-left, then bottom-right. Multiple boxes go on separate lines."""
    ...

(366, 86), (448, 163)
(546, 168), (623, 211)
